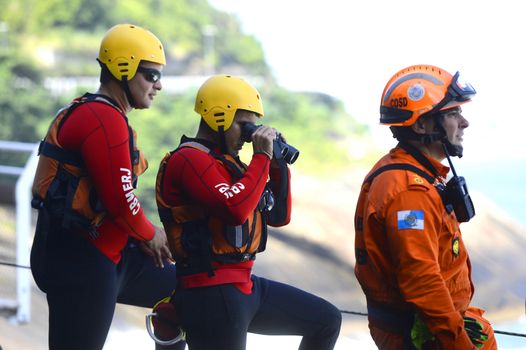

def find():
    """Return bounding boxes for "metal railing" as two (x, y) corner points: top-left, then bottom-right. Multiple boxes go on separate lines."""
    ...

(0, 140), (39, 324)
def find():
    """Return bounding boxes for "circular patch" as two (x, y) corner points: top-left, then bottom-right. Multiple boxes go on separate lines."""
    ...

(405, 214), (417, 227)
(407, 84), (425, 101)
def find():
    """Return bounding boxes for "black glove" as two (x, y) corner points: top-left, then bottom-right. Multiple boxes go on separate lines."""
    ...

(464, 316), (488, 348)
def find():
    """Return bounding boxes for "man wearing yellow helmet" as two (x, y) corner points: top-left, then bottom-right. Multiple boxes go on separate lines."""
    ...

(155, 75), (342, 349)
(354, 65), (497, 349)
(30, 24), (184, 350)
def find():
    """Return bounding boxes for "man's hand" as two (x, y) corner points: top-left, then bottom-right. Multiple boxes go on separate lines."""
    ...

(141, 225), (174, 268)
(252, 125), (277, 160)
(464, 316), (488, 349)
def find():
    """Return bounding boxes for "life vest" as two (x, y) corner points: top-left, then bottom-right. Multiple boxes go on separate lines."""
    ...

(31, 93), (148, 234)
(155, 141), (268, 275)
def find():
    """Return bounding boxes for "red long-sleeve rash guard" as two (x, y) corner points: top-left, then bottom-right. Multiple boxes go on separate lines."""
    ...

(162, 147), (271, 226)
(58, 102), (154, 263)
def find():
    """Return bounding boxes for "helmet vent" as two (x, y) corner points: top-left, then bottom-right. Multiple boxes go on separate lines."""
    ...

(214, 112), (225, 117)
(118, 62), (129, 66)
(227, 105), (231, 108)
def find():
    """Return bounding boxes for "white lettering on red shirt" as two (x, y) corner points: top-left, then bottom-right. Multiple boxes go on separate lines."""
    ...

(215, 182), (246, 199)
(120, 167), (140, 215)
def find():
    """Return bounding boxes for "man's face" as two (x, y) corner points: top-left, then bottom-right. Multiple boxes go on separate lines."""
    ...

(224, 110), (259, 156)
(129, 61), (163, 109)
(441, 107), (469, 148)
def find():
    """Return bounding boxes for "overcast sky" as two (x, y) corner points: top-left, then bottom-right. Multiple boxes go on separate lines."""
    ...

(209, 0), (526, 161)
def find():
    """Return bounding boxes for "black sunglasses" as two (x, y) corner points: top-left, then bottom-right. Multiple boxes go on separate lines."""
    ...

(136, 66), (162, 83)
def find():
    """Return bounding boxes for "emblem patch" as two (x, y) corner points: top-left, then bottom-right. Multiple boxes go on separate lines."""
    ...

(452, 237), (460, 256)
(407, 84), (425, 101)
(397, 210), (424, 230)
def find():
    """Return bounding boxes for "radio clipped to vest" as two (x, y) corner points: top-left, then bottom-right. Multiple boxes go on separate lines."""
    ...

(397, 142), (475, 223)
(441, 172), (475, 223)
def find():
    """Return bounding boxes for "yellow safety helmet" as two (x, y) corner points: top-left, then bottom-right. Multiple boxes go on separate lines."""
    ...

(98, 24), (166, 82)
(194, 75), (264, 132)
(380, 64), (476, 126)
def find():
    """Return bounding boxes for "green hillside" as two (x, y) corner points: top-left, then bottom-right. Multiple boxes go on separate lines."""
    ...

(0, 0), (373, 216)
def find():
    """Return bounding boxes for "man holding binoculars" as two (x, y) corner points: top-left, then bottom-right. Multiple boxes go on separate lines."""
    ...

(154, 74), (341, 349)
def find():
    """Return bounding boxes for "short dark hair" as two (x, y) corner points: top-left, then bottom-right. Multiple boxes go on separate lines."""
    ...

(99, 64), (113, 84)
(390, 112), (441, 142)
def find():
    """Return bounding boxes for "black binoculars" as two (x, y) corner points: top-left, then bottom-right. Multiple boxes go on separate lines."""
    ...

(241, 123), (300, 164)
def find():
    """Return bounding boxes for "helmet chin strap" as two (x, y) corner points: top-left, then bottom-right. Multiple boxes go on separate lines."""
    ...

(433, 116), (464, 158)
(391, 116), (464, 158)
(417, 131), (463, 158)
(218, 126), (228, 154)
(121, 76), (136, 109)
(442, 139), (463, 158)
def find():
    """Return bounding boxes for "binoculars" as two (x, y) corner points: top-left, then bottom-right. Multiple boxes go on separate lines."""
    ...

(241, 123), (300, 164)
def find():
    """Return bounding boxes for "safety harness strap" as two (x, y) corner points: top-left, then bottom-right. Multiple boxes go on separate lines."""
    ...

(364, 163), (435, 185)
(39, 141), (84, 168)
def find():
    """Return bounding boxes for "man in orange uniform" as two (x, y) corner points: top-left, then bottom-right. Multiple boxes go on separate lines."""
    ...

(354, 65), (498, 349)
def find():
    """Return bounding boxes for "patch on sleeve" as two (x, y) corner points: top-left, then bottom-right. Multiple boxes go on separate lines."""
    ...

(412, 176), (424, 184)
(397, 210), (424, 230)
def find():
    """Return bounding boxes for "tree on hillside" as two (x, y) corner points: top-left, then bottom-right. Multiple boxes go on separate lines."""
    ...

(0, 53), (59, 162)
(0, 0), (269, 77)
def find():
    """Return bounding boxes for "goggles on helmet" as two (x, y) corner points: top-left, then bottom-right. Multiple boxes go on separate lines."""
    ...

(380, 69), (476, 125)
(431, 71), (476, 113)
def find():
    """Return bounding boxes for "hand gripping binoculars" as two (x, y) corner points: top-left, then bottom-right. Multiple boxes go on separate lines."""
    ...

(241, 123), (300, 164)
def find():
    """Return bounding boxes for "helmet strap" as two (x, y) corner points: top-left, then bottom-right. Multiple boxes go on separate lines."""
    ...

(121, 76), (136, 109)
(433, 115), (464, 158)
(218, 126), (228, 154)
(390, 126), (442, 144)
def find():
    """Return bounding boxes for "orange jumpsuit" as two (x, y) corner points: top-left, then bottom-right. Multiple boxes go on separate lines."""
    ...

(354, 146), (497, 349)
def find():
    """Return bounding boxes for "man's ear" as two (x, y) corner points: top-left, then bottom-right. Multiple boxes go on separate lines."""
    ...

(411, 118), (427, 135)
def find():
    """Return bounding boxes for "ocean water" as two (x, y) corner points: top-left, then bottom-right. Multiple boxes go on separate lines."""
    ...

(494, 315), (526, 349)
(457, 158), (526, 227)
(459, 158), (526, 348)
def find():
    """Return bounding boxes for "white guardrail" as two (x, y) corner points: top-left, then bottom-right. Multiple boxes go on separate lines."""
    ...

(0, 140), (39, 324)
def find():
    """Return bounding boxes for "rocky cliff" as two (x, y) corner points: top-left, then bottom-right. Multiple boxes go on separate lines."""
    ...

(0, 168), (524, 349)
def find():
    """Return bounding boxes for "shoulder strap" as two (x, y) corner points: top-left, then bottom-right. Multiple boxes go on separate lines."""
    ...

(156, 150), (178, 222)
(39, 141), (84, 167)
(41, 94), (128, 168)
(397, 142), (440, 178)
(178, 141), (246, 180)
(364, 163), (435, 185)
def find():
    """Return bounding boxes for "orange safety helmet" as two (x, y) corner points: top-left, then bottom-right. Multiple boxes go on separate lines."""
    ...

(380, 65), (476, 126)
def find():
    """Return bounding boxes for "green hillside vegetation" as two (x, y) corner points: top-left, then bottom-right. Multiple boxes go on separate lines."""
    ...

(0, 0), (372, 217)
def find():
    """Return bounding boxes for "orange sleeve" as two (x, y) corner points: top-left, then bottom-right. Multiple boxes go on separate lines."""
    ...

(385, 189), (474, 349)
